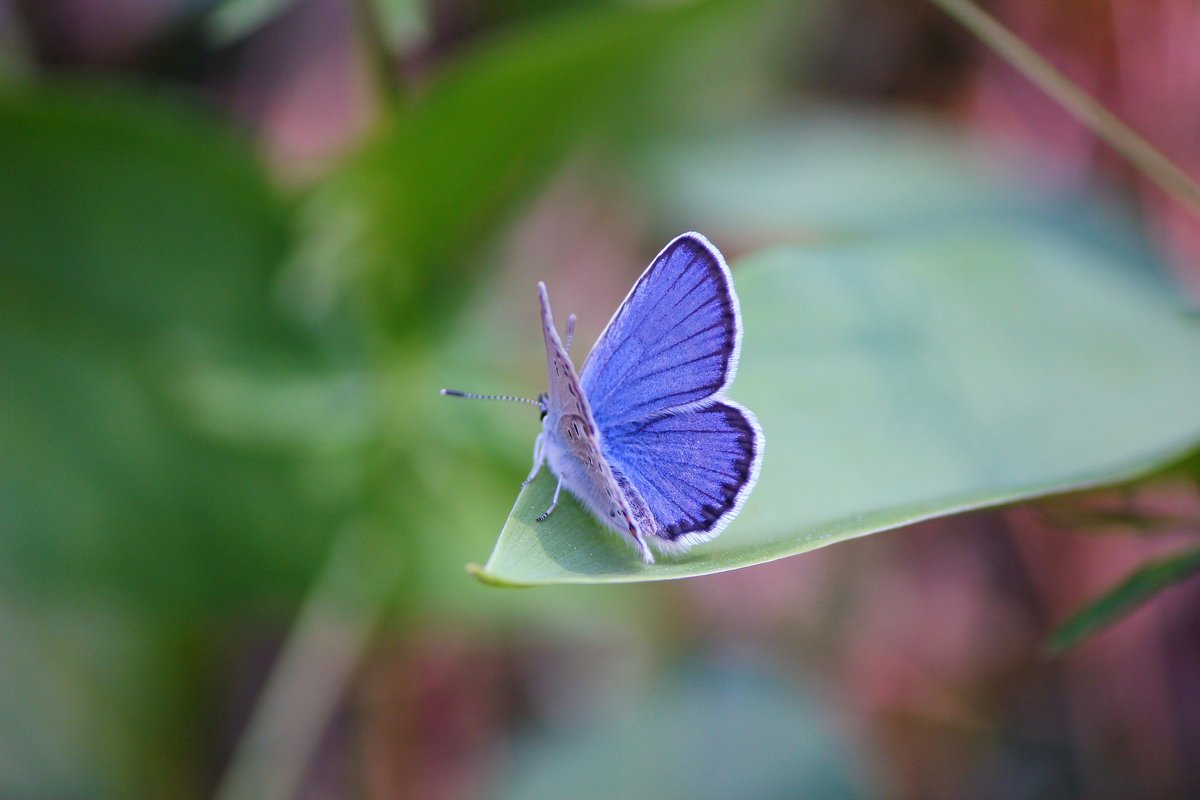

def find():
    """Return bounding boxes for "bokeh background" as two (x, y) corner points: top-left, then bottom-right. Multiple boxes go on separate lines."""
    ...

(2, 0), (1200, 798)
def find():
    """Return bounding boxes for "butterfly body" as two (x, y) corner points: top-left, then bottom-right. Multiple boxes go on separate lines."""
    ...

(535, 283), (655, 562)
(532, 233), (763, 564)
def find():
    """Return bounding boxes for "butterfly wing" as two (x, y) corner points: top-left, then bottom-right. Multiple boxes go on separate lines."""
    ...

(580, 233), (763, 550)
(538, 281), (589, 420)
(580, 232), (742, 426)
(601, 401), (762, 551)
(537, 282), (654, 563)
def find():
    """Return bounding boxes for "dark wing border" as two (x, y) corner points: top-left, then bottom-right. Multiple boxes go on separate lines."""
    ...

(620, 399), (764, 556)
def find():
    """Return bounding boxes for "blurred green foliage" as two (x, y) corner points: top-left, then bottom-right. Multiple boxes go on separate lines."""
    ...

(0, 84), (339, 607)
(0, 3), (782, 794)
(0, 82), (349, 796)
(290, 0), (764, 340)
(2, 0), (1199, 797)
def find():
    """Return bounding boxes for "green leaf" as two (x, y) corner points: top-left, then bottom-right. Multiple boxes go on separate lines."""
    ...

(1047, 547), (1200, 654)
(0, 83), (292, 336)
(632, 109), (1089, 241)
(0, 83), (348, 794)
(473, 224), (1200, 585)
(291, 0), (756, 338)
(0, 82), (338, 602)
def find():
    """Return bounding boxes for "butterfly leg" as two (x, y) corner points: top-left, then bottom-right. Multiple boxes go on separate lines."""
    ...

(536, 479), (563, 522)
(521, 433), (545, 488)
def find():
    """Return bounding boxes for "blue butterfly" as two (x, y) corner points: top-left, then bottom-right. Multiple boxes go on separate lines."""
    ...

(444, 232), (763, 564)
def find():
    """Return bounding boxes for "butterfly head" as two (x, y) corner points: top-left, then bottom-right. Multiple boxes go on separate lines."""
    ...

(537, 392), (549, 420)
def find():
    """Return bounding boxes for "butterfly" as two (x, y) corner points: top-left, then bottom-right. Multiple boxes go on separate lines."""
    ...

(443, 232), (763, 564)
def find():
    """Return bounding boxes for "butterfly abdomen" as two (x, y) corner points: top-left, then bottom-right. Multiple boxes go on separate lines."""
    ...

(542, 415), (655, 563)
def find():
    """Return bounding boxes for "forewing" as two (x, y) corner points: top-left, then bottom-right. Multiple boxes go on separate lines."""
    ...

(601, 401), (763, 551)
(538, 281), (589, 419)
(539, 282), (653, 563)
(581, 232), (741, 427)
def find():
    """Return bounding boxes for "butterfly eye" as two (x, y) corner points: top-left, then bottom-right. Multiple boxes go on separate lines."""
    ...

(537, 392), (549, 420)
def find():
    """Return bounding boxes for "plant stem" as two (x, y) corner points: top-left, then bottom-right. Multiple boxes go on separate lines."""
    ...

(931, 0), (1200, 219)
(213, 527), (388, 800)
(1046, 547), (1200, 654)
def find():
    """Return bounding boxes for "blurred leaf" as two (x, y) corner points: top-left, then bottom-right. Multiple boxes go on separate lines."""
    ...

(633, 109), (1092, 242)
(1047, 547), (1200, 654)
(0, 85), (293, 335)
(291, 0), (757, 338)
(372, 0), (428, 51)
(494, 663), (872, 800)
(474, 224), (1200, 585)
(0, 83), (343, 793)
(0, 83), (338, 604)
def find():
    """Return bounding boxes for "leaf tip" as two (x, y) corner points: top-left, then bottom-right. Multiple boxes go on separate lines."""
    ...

(466, 562), (532, 589)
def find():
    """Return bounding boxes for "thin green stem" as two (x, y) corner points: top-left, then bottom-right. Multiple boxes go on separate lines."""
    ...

(213, 527), (389, 800)
(1047, 547), (1200, 655)
(932, 0), (1200, 219)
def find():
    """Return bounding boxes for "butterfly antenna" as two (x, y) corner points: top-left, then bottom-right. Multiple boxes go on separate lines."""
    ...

(440, 389), (540, 406)
(565, 314), (576, 353)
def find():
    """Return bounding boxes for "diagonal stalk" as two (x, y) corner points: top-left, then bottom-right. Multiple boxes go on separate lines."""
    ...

(214, 527), (388, 800)
(932, 0), (1200, 219)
